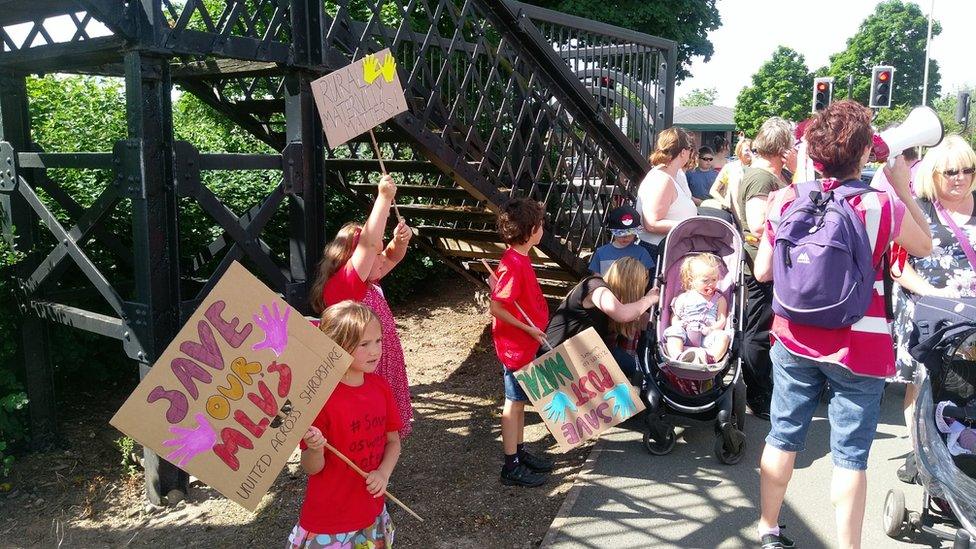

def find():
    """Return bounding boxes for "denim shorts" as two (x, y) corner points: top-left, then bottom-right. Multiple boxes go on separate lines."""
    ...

(503, 366), (529, 402)
(766, 341), (886, 471)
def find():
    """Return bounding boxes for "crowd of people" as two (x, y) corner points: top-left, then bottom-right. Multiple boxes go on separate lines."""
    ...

(283, 99), (976, 549)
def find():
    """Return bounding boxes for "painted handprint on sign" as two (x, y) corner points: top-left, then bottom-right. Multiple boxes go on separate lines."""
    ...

(363, 53), (397, 85)
(363, 54), (382, 84)
(252, 302), (290, 357)
(603, 383), (638, 419)
(544, 391), (578, 422)
(163, 412), (217, 467)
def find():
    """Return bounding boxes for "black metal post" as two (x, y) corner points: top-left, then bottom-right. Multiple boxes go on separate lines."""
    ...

(122, 51), (189, 504)
(0, 75), (58, 450)
(285, 0), (326, 314)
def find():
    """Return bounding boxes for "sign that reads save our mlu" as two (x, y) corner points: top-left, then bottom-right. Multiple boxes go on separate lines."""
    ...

(110, 262), (351, 511)
(310, 47), (409, 149)
(515, 328), (645, 449)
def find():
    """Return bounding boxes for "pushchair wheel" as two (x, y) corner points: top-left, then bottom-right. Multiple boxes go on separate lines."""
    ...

(642, 423), (676, 455)
(883, 489), (908, 538)
(714, 423), (745, 465)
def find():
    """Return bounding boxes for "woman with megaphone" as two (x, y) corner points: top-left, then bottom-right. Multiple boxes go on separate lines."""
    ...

(749, 100), (932, 549)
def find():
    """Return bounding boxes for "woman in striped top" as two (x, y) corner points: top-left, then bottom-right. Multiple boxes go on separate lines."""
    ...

(750, 101), (932, 549)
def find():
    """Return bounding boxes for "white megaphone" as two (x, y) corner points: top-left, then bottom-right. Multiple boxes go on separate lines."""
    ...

(876, 106), (945, 165)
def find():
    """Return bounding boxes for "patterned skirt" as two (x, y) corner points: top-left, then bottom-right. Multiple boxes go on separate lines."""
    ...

(286, 507), (395, 549)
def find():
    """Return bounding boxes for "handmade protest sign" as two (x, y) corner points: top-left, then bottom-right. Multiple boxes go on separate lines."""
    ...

(514, 328), (644, 449)
(110, 261), (351, 511)
(310, 48), (409, 150)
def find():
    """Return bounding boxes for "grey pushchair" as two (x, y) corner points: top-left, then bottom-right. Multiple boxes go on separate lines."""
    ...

(884, 295), (976, 547)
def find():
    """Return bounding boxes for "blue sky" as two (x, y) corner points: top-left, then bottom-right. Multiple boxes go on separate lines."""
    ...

(676, 0), (973, 107)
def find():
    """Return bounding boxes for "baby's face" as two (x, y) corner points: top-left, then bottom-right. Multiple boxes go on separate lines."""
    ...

(689, 265), (719, 298)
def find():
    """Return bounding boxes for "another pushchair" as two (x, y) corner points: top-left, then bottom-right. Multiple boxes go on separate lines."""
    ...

(884, 295), (976, 547)
(637, 216), (748, 464)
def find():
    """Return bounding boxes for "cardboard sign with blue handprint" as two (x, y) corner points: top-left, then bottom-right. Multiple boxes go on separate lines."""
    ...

(110, 261), (352, 511)
(514, 328), (644, 449)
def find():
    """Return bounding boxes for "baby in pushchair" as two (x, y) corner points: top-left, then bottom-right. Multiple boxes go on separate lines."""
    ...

(663, 253), (731, 365)
(637, 216), (747, 464)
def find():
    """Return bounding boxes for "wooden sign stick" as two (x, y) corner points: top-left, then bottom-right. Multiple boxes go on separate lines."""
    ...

(368, 128), (403, 222)
(479, 259), (553, 351)
(322, 441), (424, 522)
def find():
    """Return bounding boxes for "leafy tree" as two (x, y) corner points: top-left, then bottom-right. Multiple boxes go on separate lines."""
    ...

(680, 87), (718, 107)
(522, 0), (721, 81)
(825, 0), (940, 107)
(734, 47), (813, 137)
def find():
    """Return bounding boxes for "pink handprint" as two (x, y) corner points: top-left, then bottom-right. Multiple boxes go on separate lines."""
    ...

(252, 302), (291, 356)
(162, 412), (217, 467)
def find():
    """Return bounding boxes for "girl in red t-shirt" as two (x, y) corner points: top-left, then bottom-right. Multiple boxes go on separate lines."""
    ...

(288, 301), (403, 549)
(309, 175), (415, 438)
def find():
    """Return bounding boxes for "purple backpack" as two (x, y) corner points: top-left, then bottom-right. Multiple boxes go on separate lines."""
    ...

(771, 180), (881, 329)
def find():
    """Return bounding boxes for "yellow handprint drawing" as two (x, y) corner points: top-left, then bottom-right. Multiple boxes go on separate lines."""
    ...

(379, 53), (396, 83)
(362, 53), (397, 85)
(363, 53), (382, 84)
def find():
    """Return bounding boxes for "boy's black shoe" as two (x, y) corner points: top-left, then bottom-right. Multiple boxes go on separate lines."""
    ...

(500, 463), (546, 487)
(760, 532), (796, 549)
(519, 449), (554, 473)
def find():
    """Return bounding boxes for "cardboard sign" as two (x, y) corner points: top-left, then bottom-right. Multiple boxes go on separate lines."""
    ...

(311, 48), (409, 149)
(514, 328), (645, 449)
(110, 262), (351, 511)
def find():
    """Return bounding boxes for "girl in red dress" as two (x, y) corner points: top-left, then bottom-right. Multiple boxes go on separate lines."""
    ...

(309, 175), (414, 437)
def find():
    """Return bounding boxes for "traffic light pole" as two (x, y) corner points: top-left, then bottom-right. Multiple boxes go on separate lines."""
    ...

(847, 74), (854, 100)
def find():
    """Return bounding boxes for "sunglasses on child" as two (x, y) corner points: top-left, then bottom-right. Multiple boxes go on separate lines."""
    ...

(700, 156), (714, 161)
(943, 167), (976, 177)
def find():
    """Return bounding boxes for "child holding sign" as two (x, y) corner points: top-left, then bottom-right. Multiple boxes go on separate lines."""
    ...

(489, 198), (553, 488)
(289, 301), (402, 549)
(309, 175), (415, 438)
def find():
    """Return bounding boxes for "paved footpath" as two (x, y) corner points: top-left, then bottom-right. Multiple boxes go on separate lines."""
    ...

(542, 383), (955, 549)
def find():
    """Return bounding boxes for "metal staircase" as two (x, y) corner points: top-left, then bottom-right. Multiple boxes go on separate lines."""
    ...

(0, 0), (675, 501)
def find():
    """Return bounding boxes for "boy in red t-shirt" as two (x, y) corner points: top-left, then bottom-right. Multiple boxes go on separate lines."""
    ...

(489, 198), (552, 487)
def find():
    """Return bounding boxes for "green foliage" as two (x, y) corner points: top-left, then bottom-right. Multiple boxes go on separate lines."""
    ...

(680, 87), (718, 107)
(114, 436), (140, 477)
(734, 47), (813, 137)
(0, 237), (27, 479)
(824, 0), (940, 107)
(522, 0), (721, 82)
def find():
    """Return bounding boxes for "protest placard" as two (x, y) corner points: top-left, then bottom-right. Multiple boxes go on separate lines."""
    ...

(110, 261), (351, 511)
(310, 48), (409, 149)
(514, 328), (645, 449)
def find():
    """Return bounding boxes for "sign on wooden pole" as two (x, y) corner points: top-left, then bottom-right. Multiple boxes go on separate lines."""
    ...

(111, 262), (351, 511)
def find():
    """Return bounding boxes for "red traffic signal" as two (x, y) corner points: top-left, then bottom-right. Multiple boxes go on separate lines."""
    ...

(812, 77), (833, 112)
(870, 65), (895, 108)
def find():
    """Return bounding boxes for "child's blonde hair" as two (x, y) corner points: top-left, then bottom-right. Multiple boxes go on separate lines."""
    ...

(679, 253), (721, 290)
(603, 257), (649, 339)
(318, 300), (379, 355)
(309, 222), (363, 315)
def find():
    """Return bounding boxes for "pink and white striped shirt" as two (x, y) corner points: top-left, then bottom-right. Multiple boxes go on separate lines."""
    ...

(764, 179), (906, 378)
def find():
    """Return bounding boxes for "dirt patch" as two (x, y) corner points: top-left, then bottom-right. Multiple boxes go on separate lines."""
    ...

(0, 275), (591, 548)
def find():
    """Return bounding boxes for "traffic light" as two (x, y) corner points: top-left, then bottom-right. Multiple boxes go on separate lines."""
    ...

(870, 65), (895, 108)
(812, 77), (833, 112)
(957, 90), (971, 131)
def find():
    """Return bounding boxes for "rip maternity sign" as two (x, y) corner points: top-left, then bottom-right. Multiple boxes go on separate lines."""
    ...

(515, 328), (644, 449)
(110, 262), (351, 511)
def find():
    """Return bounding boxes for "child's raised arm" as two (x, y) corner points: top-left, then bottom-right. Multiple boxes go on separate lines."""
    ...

(301, 426), (327, 475)
(350, 174), (397, 281)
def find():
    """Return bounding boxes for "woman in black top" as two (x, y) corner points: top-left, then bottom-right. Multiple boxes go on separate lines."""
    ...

(543, 257), (659, 378)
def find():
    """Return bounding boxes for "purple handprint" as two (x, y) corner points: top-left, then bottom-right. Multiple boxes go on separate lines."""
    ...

(252, 302), (291, 356)
(162, 412), (217, 467)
